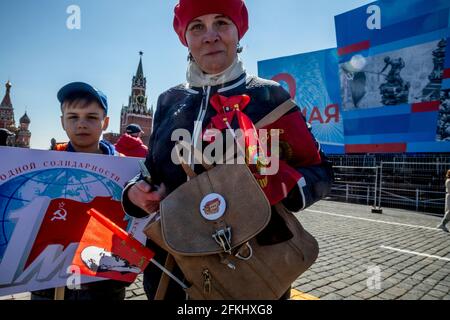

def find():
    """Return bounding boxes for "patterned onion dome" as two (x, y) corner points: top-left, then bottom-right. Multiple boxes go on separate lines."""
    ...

(20, 112), (30, 124)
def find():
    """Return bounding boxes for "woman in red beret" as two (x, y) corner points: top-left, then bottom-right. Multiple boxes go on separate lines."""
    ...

(122, 0), (333, 300)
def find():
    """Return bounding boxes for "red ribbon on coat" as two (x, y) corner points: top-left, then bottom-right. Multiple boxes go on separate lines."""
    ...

(205, 94), (303, 205)
(207, 94), (259, 163)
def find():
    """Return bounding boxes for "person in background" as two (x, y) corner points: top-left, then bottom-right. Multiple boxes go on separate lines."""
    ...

(115, 123), (149, 158)
(0, 128), (14, 146)
(437, 169), (450, 232)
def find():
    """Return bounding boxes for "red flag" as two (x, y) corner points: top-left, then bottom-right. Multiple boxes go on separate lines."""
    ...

(262, 111), (321, 168)
(205, 94), (306, 205)
(71, 208), (154, 283)
(26, 197), (128, 268)
(253, 110), (323, 205)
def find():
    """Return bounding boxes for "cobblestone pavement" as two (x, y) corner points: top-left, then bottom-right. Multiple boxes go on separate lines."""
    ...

(1, 200), (449, 300)
(294, 201), (450, 300)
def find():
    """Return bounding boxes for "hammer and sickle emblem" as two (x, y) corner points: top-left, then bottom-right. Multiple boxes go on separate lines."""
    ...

(51, 208), (68, 221)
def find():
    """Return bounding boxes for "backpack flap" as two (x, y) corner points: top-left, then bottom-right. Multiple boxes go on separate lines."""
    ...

(160, 164), (271, 256)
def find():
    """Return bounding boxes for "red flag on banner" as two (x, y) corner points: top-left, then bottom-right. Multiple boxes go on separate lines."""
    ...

(71, 208), (154, 283)
(26, 197), (128, 268)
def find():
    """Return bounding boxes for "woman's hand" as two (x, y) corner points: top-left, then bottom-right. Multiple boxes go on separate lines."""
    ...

(127, 181), (167, 214)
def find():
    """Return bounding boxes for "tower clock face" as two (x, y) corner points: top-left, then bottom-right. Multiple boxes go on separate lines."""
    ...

(137, 95), (145, 105)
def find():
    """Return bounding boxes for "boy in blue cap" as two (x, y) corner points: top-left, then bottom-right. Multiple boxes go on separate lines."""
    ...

(31, 82), (127, 300)
(52, 82), (120, 155)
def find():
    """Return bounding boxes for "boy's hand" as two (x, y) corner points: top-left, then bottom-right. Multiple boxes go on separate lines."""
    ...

(128, 181), (167, 214)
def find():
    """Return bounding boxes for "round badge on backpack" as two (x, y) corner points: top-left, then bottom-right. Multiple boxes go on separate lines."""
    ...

(200, 193), (226, 221)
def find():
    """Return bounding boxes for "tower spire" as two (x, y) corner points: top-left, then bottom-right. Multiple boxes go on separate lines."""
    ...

(118, 53), (152, 146)
(136, 51), (144, 78)
(0, 80), (15, 131)
(1, 81), (12, 108)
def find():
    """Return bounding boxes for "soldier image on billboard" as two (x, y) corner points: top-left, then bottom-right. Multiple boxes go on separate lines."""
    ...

(379, 56), (410, 105)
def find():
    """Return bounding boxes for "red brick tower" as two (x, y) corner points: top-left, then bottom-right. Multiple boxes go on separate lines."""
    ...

(120, 52), (153, 145)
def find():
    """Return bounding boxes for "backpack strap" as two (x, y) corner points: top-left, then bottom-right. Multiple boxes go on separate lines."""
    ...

(255, 99), (297, 129)
(175, 141), (213, 178)
(174, 99), (297, 175)
(221, 99), (297, 163)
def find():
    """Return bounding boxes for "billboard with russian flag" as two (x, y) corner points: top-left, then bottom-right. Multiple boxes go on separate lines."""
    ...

(259, 0), (450, 154)
(335, 0), (450, 153)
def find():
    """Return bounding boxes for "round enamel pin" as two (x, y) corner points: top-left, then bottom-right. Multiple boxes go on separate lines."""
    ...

(200, 193), (226, 221)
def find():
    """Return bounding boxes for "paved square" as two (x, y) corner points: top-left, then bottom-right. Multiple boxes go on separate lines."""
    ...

(293, 201), (450, 300)
(2, 200), (449, 300)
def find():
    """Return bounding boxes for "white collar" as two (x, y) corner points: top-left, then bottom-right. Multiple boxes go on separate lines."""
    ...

(186, 57), (245, 88)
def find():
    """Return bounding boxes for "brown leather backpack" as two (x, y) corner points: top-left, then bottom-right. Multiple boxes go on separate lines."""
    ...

(143, 99), (319, 300)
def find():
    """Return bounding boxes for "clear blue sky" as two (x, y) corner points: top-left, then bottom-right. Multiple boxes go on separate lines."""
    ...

(0, 0), (373, 150)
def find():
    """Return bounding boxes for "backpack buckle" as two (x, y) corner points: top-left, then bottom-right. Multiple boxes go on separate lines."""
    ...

(235, 242), (253, 261)
(212, 227), (232, 254)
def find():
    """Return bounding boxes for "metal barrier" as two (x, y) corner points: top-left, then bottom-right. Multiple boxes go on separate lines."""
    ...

(377, 162), (448, 214)
(325, 159), (449, 215)
(328, 154), (450, 167)
(328, 166), (378, 207)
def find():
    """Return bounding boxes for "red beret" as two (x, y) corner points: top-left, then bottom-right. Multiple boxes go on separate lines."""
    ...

(173, 0), (249, 47)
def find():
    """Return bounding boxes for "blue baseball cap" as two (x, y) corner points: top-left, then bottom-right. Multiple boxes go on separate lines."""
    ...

(57, 82), (108, 114)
